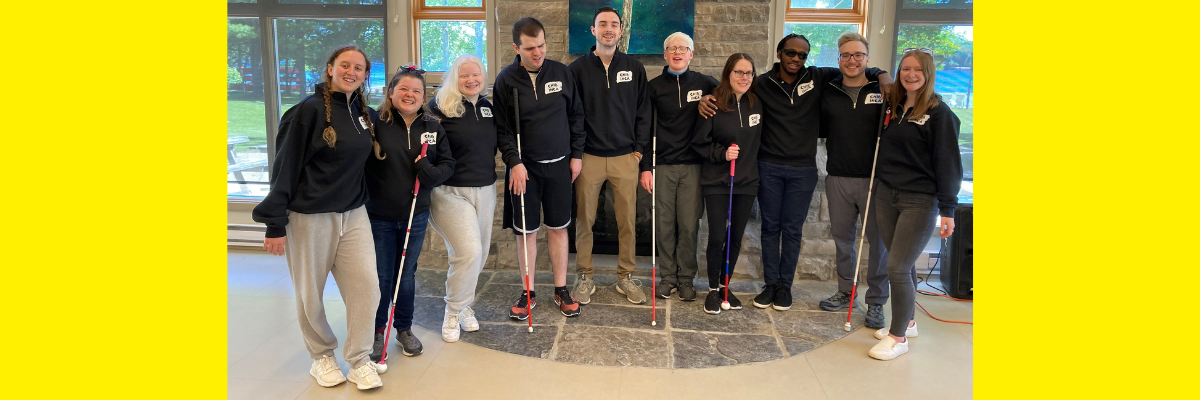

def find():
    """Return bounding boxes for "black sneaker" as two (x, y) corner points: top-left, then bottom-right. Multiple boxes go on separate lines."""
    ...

(703, 288), (722, 314)
(509, 290), (537, 320)
(722, 287), (742, 310)
(678, 281), (697, 301)
(395, 330), (423, 356)
(865, 304), (886, 328)
(369, 332), (386, 362)
(819, 291), (853, 311)
(655, 280), (677, 299)
(772, 285), (792, 311)
(752, 284), (776, 309)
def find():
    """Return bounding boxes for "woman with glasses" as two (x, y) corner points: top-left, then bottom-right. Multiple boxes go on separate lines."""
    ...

(691, 53), (763, 315)
(867, 48), (962, 361)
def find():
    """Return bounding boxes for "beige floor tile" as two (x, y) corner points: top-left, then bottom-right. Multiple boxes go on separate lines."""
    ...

(614, 356), (829, 400)
(228, 378), (311, 400)
(229, 296), (300, 367)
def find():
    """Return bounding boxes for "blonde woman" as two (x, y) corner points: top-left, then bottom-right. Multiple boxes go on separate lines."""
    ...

(427, 55), (498, 342)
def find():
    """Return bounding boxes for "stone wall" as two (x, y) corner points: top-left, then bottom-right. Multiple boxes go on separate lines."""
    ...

(416, 0), (865, 282)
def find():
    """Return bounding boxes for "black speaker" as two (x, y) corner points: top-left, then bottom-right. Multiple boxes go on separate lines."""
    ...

(942, 204), (973, 299)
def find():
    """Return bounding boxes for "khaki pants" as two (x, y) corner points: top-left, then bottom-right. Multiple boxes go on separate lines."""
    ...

(574, 152), (639, 277)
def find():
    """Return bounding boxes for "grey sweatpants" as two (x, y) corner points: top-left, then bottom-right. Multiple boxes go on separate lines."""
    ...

(429, 184), (495, 313)
(873, 183), (938, 338)
(827, 175), (890, 305)
(655, 164), (704, 284)
(284, 205), (380, 368)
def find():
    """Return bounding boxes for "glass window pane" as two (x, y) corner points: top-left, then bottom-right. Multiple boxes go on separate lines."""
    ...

(274, 18), (387, 115)
(789, 0), (854, 9)
(229, 0), (257, 3)
(279, 0), (383, 5)
(902, 0), (973, 10)
(228, 18), (269, 196)
(782, 23), (859, 68)
(424, 0), (483, 6)
(896, 24), (973, 180)
(418, 20), (488, 72)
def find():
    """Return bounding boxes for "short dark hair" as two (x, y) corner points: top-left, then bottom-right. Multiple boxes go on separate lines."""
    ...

(776, 33), (810, 52)
(512, 17), (545, 46)
(593, 7), (621, 25)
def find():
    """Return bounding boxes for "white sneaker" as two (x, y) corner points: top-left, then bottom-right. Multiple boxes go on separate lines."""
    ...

(460, 306), (480, 332)
(347, 362), (383, 390)
(370, 359), (387, 374)
(443, 310), (462, 343)
(309, 356), (346, 387)
(874, 323), (919, 340)
(868, 336), (909, 360)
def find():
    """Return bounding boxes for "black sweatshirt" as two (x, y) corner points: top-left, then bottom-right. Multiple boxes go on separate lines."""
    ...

(877, 100), (963, 218)
(819, 76), (885, 178)
(253, 83), (375, 238)
(692, 94), (764, 196)
(428, 96), (498, 187)
(644, 67), (718, 170)
(365, 108), (455, 221)
(494, 55), (586, 168)
(754, 62), (884, 168)
(567, 47), (652, 165)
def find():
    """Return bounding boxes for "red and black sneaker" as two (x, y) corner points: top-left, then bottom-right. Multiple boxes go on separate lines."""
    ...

(509, 290), (536, 321)
(553, 288), (580, 317)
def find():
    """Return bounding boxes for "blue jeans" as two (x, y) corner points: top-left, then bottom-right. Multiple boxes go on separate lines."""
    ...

(758, 162), (819, 289)
(370, 209), (430, 332)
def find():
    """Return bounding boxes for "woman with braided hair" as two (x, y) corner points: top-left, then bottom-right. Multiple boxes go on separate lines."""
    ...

(252, 45), (387, 390)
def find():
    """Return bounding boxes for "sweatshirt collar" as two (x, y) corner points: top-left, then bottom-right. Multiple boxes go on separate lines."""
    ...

(314, 83), (360, 106)
(586, 45), (624, 66)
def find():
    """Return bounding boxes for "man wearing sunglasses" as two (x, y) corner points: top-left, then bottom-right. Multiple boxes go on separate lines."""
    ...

(699, 33), (891, 312)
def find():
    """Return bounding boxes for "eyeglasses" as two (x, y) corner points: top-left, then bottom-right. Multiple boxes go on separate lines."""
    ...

(838, 52), (866, 61)
(780, 49), (808, 59)
(730, 70), (754, 79)
(665, 46), (690, 54)
(903, 48), (933, 56)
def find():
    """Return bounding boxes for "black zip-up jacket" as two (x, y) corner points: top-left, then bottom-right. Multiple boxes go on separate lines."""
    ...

(692, 95), (764, 196)
(755, 62), (884, 168)
(878, 100), (963, 218)
(494, 55), (586, 168)
(643, 67), (718, 170)
(567, 46), (651, 164)
(819, 76), (885, 178)
(365, 108), (455, 221)
(253, 83), (375, 238)
(428, 96), (497, 187)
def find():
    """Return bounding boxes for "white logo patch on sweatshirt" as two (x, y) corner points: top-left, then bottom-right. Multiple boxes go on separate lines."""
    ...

(545, 81), (562, 94)
(749, 114), (761, 127)
(687, 90), (703, 102)
(865, 93), (884, 104)
(796, 81), (814, 96)
(912, 115), (930, 125)
(358, 116), (369, 130)
(421, 132), (437, 144)
(616, 71), (632, 83)
(481, 107), (493, 117)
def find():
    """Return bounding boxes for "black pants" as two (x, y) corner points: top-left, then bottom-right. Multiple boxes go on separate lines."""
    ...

(704, 193), (756, 290)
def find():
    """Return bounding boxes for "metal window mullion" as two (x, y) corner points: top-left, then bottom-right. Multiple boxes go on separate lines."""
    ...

(262, 15), (282, 172)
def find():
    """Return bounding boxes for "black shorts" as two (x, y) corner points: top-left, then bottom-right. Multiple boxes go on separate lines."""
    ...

(502, 158), (573, 234)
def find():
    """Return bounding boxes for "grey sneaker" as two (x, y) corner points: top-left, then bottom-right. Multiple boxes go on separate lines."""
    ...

(573, 274), (597, 305)
(395, 330), (423, 356)
(615, 275), (647, 304)
(819, 291), (853, 311)
(369, 332), (386, 362)
(865, 304), (886, 329)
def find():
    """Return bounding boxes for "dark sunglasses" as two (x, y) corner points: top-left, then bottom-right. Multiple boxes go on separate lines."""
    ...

(903, 47), (933, 56)
(780, 49), (808, 59)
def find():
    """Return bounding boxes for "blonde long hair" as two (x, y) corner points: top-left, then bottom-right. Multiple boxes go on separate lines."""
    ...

(434, 55), (488, 119)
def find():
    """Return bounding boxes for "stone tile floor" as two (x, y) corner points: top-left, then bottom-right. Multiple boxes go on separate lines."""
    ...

(409, 268), (868, 369)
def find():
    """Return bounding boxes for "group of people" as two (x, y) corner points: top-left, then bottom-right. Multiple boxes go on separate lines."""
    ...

(251, 6), (962, 390)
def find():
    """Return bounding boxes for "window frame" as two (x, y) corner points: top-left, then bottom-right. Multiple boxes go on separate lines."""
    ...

(411, 0), (487, 79)
(784, 0), (869, 34)
(227, 0), (387, 200)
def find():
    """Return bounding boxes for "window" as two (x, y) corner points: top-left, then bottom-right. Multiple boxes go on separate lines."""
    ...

(893, 0), (973, 180)
(783, 1), (867, 67)
(413, 0), (488, 73)
(227, 0), (386, 198)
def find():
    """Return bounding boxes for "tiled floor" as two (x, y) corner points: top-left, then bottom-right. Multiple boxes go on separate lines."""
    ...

(229, 249), (973, 399)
